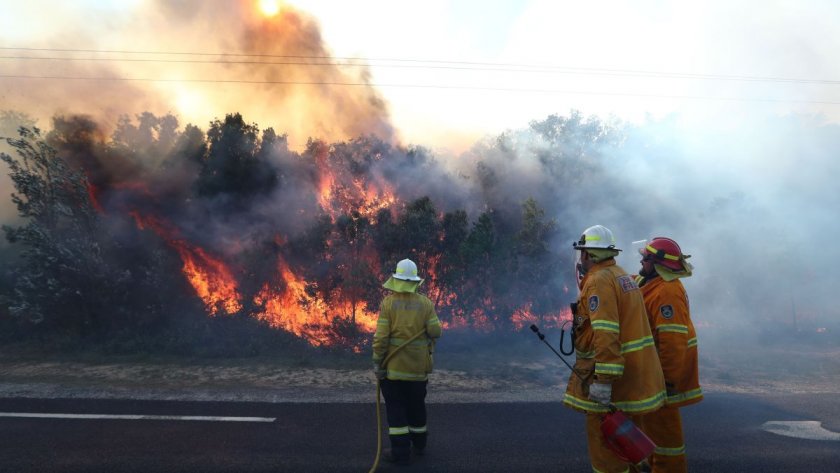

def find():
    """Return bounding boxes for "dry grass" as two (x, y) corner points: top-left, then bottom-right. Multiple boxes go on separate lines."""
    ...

(0, 336), (837, 402)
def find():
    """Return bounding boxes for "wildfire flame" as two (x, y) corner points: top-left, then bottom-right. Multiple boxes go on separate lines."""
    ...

(253, 254), (377, 349)
(424, 254), (459, 309)
(254, 256), (329, 342)
(82, 133), (561, 350)
(86, 182), (104, 213)
(511, 303), (571, 331)
(314, 155), (397, 222)
(316, 151), (335, 212)
(109, 151), (392, 348)
(353, 178), (398, 222)
(176, 245), (243, 316)
(130, 211), (243, 315)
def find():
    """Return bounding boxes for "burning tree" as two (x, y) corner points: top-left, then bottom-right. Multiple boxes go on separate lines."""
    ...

(0, 110), (624, 352)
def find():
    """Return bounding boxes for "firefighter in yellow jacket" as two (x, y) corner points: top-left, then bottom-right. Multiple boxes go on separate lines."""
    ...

(636, 237), (702, 473)
(565, 225), (666, 473)
(372, 258), (442, 465)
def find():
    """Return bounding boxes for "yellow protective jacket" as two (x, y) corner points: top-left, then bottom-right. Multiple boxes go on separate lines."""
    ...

(637, 275), (703, 407)
(564, 260), (666, 414)
(372, 292), (441, 381)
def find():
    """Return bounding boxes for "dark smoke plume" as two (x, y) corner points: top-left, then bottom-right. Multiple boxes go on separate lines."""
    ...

(0, 0), (395, 149)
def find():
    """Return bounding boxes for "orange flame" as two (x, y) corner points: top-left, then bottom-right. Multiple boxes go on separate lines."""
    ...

(312, 145), (397, 223)
(253, 254), (377, 348)
(254, 259), (327, 342)
(86, 181), (104, 213)
(317, 169), (335, 213)
(130, 211), (243, 315)
(353, 177), (398, 222)
(175, 244), (243, 315)
(424, 254), (459, 308)
(511, 303), (572, 331)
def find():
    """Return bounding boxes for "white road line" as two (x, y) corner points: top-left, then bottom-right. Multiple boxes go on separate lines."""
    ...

(0, 412), (275, 422)
(761, 421), (840, 441)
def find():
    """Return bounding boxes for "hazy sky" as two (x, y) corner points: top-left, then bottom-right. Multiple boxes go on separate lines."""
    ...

(2, 0), (839, 151)
(305, 0), (840, 149)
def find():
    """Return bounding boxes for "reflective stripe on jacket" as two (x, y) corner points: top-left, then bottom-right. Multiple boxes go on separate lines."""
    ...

(564, 259), (666, 414)
(637, 275), (703, 408)
(372, 292), (441, 381)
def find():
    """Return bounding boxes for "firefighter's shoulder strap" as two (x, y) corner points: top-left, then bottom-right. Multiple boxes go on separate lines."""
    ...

(380, 328), (427, 369)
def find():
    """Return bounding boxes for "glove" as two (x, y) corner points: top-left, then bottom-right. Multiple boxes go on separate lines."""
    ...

(589, 382), (612, 404)
(373, 363), (386, 380)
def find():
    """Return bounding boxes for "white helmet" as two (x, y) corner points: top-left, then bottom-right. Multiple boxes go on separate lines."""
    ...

(392, 258), (422, 281)
(573, 225), (622, 252)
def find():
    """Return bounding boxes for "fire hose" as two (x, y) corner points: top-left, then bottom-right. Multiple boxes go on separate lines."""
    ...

(559, 302), (577, 356)
(529, 324), (655, 468)
(530, 324), (588, 380)
(368, 328), (428, 473)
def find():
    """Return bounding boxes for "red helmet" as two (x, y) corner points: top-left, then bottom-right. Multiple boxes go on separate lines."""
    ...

(639, 237), (686, 271)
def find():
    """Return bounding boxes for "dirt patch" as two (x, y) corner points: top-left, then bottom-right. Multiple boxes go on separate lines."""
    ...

(0, 345), (837, 402)
(0, 359), (553, 403)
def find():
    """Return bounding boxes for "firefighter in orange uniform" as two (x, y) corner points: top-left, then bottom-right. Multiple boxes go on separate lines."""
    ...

(564, 225), (666, 473)
(636, 237), (702, 472)
(372, 258), (442, 465)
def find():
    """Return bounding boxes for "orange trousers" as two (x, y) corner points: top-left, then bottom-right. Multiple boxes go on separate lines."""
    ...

(640, 405), (687, 472)
(586, 412), (644, 473)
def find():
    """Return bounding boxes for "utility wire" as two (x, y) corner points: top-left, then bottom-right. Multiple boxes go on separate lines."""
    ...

(1, 46), (839, 86)
(6, 55), (635, 75)
(2, 74), (839, 106)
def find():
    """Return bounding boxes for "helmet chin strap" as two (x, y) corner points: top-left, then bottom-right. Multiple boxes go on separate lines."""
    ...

(574, 251), (587, 290)
(638, 260), (658, 279)
(639, 267), (658, 279)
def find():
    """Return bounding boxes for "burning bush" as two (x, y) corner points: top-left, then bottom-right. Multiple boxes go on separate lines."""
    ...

(0, 111), (631, 353)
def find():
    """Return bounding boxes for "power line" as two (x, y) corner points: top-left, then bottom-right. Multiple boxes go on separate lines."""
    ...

(2, 46), (839, 86)
(3, 73), (839, 106)
(6, 55), (618, 75)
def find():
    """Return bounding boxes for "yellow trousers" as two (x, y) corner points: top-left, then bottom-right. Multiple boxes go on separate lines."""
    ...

(586, 413), (644, 473)
(640, 405), (687, 473)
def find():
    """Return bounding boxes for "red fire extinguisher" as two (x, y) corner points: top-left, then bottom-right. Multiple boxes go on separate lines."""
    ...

(529, 325), (656, 466)
(600, 406), (656, 464)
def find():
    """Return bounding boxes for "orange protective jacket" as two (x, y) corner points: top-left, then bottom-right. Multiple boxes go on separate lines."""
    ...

(637, 275), (703, 407)
(564, 260), (666, 414)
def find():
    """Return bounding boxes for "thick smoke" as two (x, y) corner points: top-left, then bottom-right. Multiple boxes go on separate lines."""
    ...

(0, 0), (394, 148)
(435, 110), (840, 348)
(144, 0), (395, 144)
(606, 114), (840, 347)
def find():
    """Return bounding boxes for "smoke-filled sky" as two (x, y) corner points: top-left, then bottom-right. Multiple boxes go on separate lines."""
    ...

(2, 0), (840, 150)
(1, 0), (839, 341)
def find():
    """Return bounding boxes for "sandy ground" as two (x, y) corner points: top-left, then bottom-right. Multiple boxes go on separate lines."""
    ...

(0, 360), (551, 403)
(1, 345), (838, 403)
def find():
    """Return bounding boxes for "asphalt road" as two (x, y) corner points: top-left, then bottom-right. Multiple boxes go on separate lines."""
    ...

(0, 393), (837, 472)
